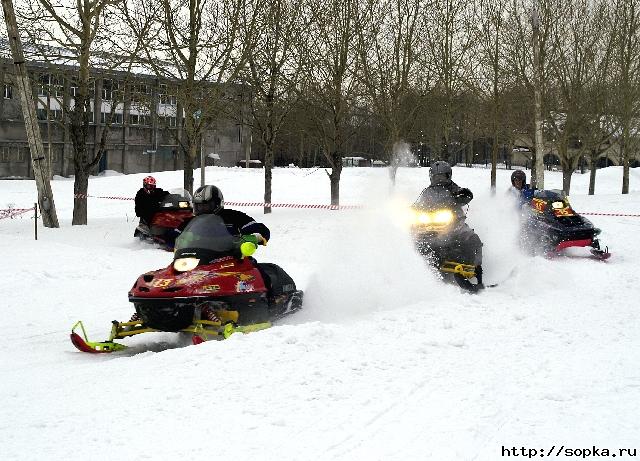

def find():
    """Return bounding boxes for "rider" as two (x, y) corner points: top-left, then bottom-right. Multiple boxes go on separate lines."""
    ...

(414, 161), (483, 284)
(135, 176), (169, 226)
(190, 184), (270, 244)
(416, 160), (473, 207)
(508, 169), (534, 205)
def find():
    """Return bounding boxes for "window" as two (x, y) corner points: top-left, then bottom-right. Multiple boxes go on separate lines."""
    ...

(38, 74), (49, 97)
(17, 147), (26, 162)
(160, 115), (177, 127)
(37, 108), (47, 120)
(0, 146), (9, 162)
(129, 114), (139, 125)
(3, 84), (12, 99)
(159, 83), (177, 105)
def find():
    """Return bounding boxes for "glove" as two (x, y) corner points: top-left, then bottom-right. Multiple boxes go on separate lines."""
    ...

(253, 233), (268, 246)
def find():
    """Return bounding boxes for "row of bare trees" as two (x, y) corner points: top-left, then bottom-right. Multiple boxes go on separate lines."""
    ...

(7, 0), (640, 223)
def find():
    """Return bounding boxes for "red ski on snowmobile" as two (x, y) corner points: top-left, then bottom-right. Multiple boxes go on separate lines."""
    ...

(72, 215), (303, 353)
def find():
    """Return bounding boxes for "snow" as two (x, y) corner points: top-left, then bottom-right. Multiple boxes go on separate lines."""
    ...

(1, 166), (639, 460)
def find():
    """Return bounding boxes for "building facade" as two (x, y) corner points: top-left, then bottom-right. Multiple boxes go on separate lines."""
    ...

(0, 58), (251, 178)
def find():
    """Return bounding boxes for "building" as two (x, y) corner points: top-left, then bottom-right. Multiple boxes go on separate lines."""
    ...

(0, 51), (251, 178)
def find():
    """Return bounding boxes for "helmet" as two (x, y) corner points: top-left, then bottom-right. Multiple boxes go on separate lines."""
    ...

(511, 170), (526, 187)
(143, 176), (156, 190)
(193, 185), (224, 215)
(429, 161), (452, 185)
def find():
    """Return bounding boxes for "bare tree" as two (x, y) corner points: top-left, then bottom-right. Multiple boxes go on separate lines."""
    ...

(545, 0), (606, 194)
(611, 0), (640, 194)
(303, 0), (361, 205)
(472, 0), (510, 191)
(243, 0), (308, 213)
(357, 0), (426, 185)
(504, 0), (558, 186)
(17, 0), (145, 224)
(423, 0), (474, 162)
(126, 0), (261, 193)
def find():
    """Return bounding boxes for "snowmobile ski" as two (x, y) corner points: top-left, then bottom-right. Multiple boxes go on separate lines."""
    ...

(70, 317), (274, 353)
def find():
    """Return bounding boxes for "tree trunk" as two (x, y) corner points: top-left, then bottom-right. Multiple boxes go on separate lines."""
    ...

(72, 170), (89, 225)
(264, 144), (273, 214)
(588, 155), (597, 195)
(184, 145), (195, 194)
(329, 154), (342, 206)
(562, 163), (572, 194)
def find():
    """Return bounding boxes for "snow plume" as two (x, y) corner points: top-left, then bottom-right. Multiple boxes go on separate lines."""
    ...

(464, 188), (525, 283)
(301, 208), (451, 322)
(391, 140), (415, 167)
(300, 170), (456, 323)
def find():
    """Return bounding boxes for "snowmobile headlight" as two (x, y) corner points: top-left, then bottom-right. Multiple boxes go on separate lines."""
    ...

(178, 201), (190, 208)
(551, 201), (565, 209)
(433, 209), (454, 224)
(173, 257), (199, 272)
(416, 212), (433, 224)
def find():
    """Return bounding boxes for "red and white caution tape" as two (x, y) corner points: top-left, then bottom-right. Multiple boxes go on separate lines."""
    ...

(69, 194), (640, 215)
(74, 194), (134, 201)
(580, 212), (640, 217)
(225, 201), (363, 210)
(0, 207), (34, 220)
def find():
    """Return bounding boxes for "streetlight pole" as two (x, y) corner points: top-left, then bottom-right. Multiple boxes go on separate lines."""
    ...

(531, 6), (545, 190)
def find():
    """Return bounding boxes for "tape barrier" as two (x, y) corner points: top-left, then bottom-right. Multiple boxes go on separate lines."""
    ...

(69, 193), (640, 215)
(0, 207), (34, 220)
(73, 193), (363, 210)
(580, 212), (640, 217)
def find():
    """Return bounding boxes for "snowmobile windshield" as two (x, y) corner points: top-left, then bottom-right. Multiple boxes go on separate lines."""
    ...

(174, 214), (238, 260)
(159, 188), (193, 210)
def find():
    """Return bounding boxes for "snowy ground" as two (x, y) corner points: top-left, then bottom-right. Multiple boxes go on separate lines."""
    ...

(1, 166), (639, 461)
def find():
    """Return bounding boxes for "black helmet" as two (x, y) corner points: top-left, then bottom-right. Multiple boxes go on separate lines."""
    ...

(511, 170), (526, 186)
(193, 185), (224, 215)
(429, 161), (452, 185)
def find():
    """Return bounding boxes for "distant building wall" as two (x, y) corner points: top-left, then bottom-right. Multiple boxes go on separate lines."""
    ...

(0, 59), (249, 178)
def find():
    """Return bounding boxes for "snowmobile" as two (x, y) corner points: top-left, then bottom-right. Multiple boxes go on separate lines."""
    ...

(134, 188), (194, 250)
(411, 187), (484, 292)
(71, 214), (304, 353)
(521, 189), (610, 260)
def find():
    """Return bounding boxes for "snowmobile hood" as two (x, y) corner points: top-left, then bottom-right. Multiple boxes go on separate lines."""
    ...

(128, 256), (267, 300)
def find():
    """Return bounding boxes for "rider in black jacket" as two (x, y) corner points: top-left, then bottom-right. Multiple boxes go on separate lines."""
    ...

(415, 161), (473, 207)
(135, 176), (169, 225)
(190, 184), (270, 243)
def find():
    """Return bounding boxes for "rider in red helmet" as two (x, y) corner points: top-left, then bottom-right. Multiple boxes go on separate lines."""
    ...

(135, 176), (169, 225)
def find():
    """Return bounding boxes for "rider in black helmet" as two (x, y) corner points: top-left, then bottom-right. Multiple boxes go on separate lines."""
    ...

(417, 161), (473, 206)
(508, 169), (534, 204)
(191, 185), (270, 243)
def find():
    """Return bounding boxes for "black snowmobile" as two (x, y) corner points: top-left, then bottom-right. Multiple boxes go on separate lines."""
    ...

(411, 187), (484, 292)
(521, 189), (610, 260)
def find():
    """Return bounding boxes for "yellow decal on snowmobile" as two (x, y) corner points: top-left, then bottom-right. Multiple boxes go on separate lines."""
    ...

(531, 198), (546, 213)
(201, 284), (221, 292)
(151, 278), (172, 288)
(553, 207), (575, 217)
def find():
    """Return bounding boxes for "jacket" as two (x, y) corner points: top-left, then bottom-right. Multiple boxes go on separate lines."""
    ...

(135, 187), (169, 224)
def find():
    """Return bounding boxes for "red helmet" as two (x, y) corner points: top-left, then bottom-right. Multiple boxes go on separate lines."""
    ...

(143, 176), (156, 189)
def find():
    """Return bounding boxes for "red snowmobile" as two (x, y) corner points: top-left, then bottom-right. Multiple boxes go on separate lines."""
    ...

(72, 215), (303, 353)
(522, 190), (610, 260)
(134, 189), (194, 250)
